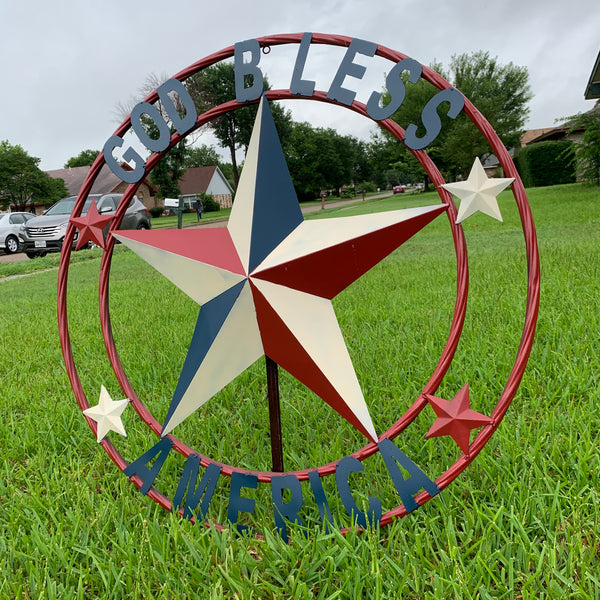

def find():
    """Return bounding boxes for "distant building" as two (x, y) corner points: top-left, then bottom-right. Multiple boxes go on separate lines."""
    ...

(585, 50), (600, 100)
(521, 102), (600, 147)
(178, 166), (235, 209)
(46, 165), (157, 209)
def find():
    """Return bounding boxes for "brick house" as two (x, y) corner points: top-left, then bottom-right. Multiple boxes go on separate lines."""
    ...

(46, 165), (157, 210)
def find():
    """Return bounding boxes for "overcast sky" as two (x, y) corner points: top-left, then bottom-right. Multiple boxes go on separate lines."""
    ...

(1, 0), (598, 171)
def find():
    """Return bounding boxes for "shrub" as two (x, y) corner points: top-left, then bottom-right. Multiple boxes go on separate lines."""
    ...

(514, 140), (576, 187)
(356, 181), (377, 193)
(199, 192), (221, 212)
(148, 206), (164, 218)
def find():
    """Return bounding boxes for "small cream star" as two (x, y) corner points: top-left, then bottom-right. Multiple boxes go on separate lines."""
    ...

(83, 385), (129, 442)
(441, 157), (514, 224)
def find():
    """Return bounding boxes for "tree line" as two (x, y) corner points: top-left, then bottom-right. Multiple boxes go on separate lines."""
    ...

(13, 50), (595, 212)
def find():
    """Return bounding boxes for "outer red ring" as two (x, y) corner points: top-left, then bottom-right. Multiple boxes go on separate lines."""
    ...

(57, 33), (540, 528)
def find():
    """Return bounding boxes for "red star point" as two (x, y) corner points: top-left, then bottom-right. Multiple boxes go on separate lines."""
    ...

(424, 384), (492, 455)
(70, 201), (114, 250)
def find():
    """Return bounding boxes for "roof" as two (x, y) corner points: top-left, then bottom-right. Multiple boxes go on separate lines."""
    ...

(178, 166), (217, 195)
(520, 128), (555, 147)
(46, 165), (157, 196)
(523, 103), (600, 145)
(46, 165), (123, 196)
(585, 50), (600, 100)
(179, 166), (234, 195)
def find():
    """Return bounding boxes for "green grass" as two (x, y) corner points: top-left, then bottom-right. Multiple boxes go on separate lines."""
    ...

(0, 182), (599, 598)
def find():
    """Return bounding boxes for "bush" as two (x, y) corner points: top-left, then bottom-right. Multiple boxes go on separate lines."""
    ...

(199, 192), (221, 212)
(356, 181), (377, 193)
(514, 140), (576, 187)
(148, 206), (164, 218)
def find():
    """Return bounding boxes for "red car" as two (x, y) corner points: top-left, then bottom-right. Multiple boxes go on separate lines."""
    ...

(393, 185), (405, 194)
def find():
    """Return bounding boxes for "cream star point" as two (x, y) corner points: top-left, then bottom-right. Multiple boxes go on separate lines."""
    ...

(83, 385), (129, 442)
(441, 157), (514, 224)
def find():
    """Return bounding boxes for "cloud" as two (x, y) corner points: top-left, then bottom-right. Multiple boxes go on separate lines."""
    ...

(1, 0), (598, 170)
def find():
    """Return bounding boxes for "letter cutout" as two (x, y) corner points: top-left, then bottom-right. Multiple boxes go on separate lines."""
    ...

(271, 474), (305, 542)
(290, 32), (316, 96)
(227, 472), (258, 535)
(327, 38), (377, 106)
(103, 136), (145, 184)
(378, 438), (440, 512)
(157, 79), (198, 136)
(123, 437), (173, 495)
(403, 87), (465, 151)
(366, 58), (422, 121)
(131, 101), (172, 154)
(336, 456), (382, 528)
(235, 39), (264, 103)
(172, 456), (221, 520)
(308, 470), (333, 530)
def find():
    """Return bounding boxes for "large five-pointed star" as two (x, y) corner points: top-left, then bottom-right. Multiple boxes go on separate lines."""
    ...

(441, 157), (514, 224)
(114, 97), (446, 443)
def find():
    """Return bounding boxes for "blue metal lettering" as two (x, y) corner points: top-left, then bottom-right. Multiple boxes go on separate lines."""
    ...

(271, 474), (305, 542)
(366, 58), (422, 121)
(123, 437), (173, 496)
(157, 78), (198, 135)
(234, 39), (264, 103)
(335, 456), (382, 528)
(403, 87), (465, 150)
(327, 38), (377, 106)
(290, 32), (316, 96)
(377, 437), (440, 512)
(103, 135), (145, 184)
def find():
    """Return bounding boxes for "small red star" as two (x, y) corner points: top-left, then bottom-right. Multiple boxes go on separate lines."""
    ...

(70, 201), (114, 250)
(424, 384), (492, 455)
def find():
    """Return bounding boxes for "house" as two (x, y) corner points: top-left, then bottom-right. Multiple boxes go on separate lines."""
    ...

(585, 50), (600, 100)
(46, 165), (157, 210)
(178, 166), (234, 209)
(521, 102), (600, 147)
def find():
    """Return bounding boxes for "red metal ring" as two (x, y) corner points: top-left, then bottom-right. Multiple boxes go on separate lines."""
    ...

(57, 33), (539, 528)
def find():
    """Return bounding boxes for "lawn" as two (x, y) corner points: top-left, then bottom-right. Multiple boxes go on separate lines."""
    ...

(0, 183), (598, 598)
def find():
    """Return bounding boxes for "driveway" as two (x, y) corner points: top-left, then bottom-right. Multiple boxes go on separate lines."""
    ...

(0, 252), (28, 264)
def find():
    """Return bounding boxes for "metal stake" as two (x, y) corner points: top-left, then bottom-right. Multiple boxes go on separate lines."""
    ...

(266, 355), (284, 472)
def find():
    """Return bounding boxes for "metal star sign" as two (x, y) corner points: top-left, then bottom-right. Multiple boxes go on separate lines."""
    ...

(70, 201), (113, 250)
(114, 97), (446, 443)
(424, 384), (492, 455)
(441, 157), (514, 224)
(83, 385), (130, 442)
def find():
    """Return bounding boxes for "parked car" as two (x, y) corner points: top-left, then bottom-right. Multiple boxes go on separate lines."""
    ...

(21, 193), (151, 258)
(0, 212), (36, 254)
(393, 185), (405, 194)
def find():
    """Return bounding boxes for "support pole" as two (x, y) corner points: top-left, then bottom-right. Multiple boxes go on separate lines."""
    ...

(266, 356), (284, 472)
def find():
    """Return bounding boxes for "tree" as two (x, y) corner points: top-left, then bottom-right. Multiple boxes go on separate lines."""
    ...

(442, 51), (531, 177)
(186, 62), (292, 188)
(0, 140), (67, 210)
(566, 101), (600, 185)
(183, 144), (222, 168)
(286, 122), (371, 201)
(386, 52), (531, 181)
(64, 149), (101, 168)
